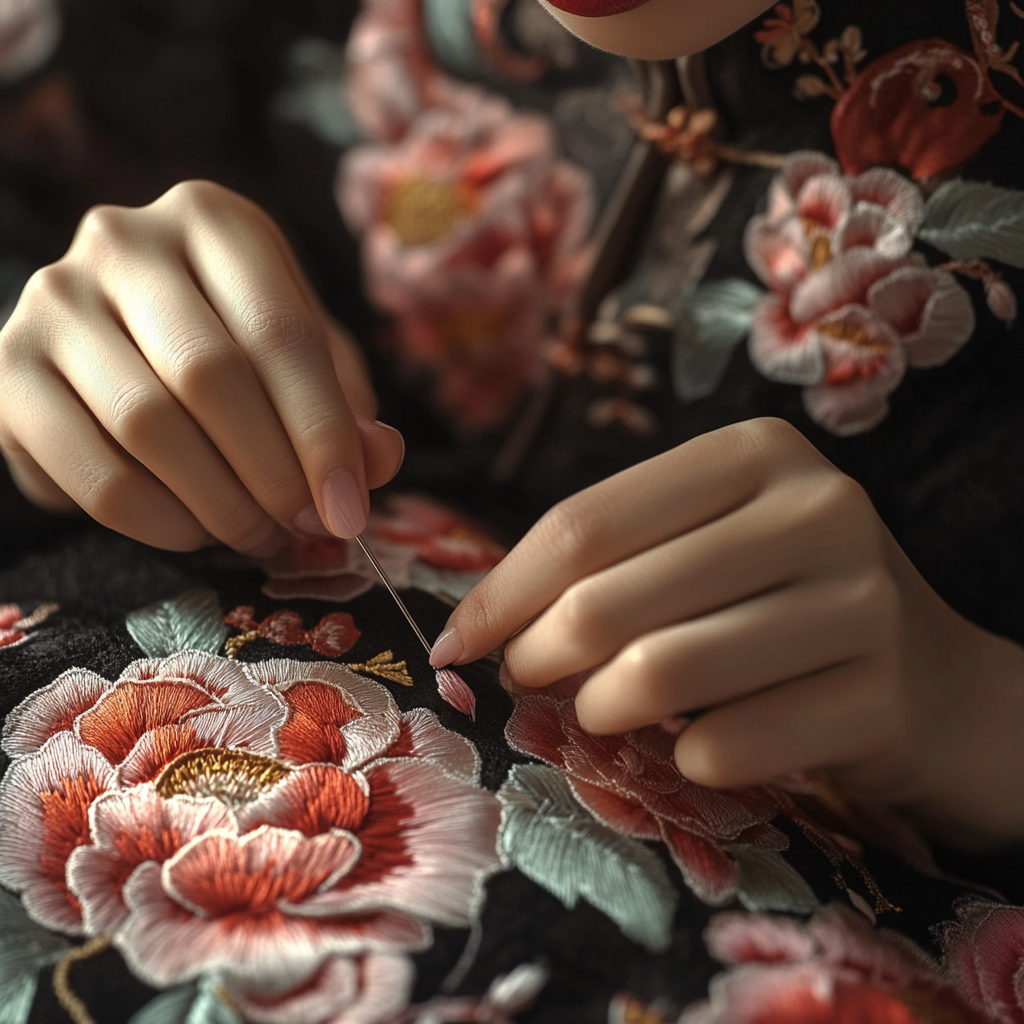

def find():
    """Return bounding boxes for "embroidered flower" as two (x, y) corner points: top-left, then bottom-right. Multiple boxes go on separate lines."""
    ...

(829, 41), (1007, 180)
(0, 653), (500, 1003)
(754, 0), (821, 67)
(744, 152), (975, 434)
(505, 695), (787, 905)
(338, 98), (593, 429)
(0, 0), (59, 82)
(224, 607), (362, 659)
(0, 601), (58, 648)
(262, 494), (506, 604)
(681, 903), (987, 1024)
(940, 898), (1024, 1023)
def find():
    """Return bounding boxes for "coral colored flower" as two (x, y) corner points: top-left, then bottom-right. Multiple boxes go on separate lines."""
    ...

(830, 41), (1005, 181)
(0, 652), (500, 1005)
(681, 904), (989, 1024)
(744, 152), (974, 434)
(940, 898), (1024, 1023)
(339, 99), (593, 428)
(261, 494), (506, 603)
(0, 0), (59, 81)
(505, 696), (787, 904)
(225, 607), (362, 658)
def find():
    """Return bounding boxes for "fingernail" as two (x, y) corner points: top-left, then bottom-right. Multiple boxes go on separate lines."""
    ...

(374, 420), (406, 466)
(322, 469), (367, 539)
(498, 660), (519, 693)
(293, 502), (332, 538)
(429, 626), (463, 668)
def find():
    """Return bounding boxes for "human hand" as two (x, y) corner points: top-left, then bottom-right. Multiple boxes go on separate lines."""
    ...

(0, 180), (404, 554)
(433, 418), (1024, 846)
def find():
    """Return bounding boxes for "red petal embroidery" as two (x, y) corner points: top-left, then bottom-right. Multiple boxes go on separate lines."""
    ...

(276, 680), (365, 766)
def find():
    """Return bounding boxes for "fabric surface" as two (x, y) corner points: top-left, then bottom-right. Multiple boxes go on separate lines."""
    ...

(2, 0), (1024, 1020)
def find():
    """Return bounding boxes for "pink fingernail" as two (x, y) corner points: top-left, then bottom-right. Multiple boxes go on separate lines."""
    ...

(294, 503), (332, 537)
(429, 626), (463, 668)
(374, 420), (406, 465)
(322, 469), (367, 539)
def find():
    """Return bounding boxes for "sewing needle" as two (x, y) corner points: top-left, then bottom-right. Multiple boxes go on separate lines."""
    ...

(353, 533), (432, 655)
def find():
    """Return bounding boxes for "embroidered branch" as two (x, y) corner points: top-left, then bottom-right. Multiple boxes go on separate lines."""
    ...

(345, 650), (415, 686)
(52, 936), (111, 1024)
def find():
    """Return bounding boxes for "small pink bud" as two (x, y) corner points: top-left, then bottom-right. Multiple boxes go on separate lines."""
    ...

(986, 279), (1017, 323)
(435, 668), (476, 719)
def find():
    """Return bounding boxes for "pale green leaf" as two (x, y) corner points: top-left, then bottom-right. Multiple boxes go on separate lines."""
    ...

(731, 846), (819, 914)
(673, 279), (763, 400)
(0, 887), (70, 1024)
(127, 985), (199, 1024)
(128, 977), (242, 1024)
(920, 180), (1024, 268)
(126, 590), (229, 658)
(497, 764), (678, 953)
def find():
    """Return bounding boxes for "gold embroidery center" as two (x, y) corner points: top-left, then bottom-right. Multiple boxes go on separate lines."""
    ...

(155, 747), (291, 805)
(818, 319), (889, 352)
(385, 177), (476, 247)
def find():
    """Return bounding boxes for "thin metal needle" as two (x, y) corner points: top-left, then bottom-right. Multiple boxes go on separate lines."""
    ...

(354, 534), (433, 655)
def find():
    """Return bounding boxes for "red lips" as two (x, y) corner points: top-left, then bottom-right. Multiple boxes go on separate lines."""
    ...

(544, 0), (655, 17)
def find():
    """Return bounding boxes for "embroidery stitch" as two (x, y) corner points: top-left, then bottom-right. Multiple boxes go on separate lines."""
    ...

(346, 650), (416, 687)
(224, 607), (362, 659)
(51, 936), (111, 1024)
(0, 652), (501, 1009)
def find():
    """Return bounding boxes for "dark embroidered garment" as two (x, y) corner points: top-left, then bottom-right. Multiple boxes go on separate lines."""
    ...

(2, 0), (1024, 1020)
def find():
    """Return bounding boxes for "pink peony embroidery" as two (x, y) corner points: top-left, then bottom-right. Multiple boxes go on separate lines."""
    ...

(261, 494), (506, 604)
(0, 652), (500, 1004)
(505, 695), (787, 905)
(681, 903), (988, 1023)
(744, 152), (975, 434)
(940, 898), (1024, 1023)
(338, 96), (593, 429)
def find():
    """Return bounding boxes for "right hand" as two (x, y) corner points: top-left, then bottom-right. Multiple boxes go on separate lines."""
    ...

(0, 180), (404, 555)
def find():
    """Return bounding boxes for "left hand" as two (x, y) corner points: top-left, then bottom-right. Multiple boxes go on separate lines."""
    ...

(432, 418), (1024, 846)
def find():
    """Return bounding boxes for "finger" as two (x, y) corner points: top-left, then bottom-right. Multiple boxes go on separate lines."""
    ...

(94, 252), (319, 533)
(2, 365), (212, 550)
(501, 488), (835, 688)
(173, 184), (372, 538)
(53, 317), (287, 555)
(432, 420), (824, 667)
(672, 656), (900, 788)
(572, 572), (894, 734)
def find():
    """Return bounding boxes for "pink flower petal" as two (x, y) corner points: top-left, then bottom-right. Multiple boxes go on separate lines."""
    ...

(766, 152), (841, 222)
(743, 215), (811, 292)
(833, 204), (913, 259)
(794, 173), (851, 235)
(67, 785), (234, 936)
(868, 267), (975, 368)
(0, 731), (115, 934)
(435, 668), (476, 719)
(748, 292), (824, 385)
(2, 667), (112, 757)
(386, 706), (481, 782)
(789, 248), (912, 324)
(849, 166), (925, 233)
(661, 822), (739, 905)
(302, 759), (501, 928)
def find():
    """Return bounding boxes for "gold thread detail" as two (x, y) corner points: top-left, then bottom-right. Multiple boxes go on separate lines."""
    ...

(385, 178), (476, 247)
(225, 629), (260, 660)
(345, 650), (414, 687)
(155, 748), (291, 802)
(52, 936), (111, 1024)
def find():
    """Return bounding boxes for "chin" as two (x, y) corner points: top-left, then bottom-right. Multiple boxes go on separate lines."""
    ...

(537, 0), (772, 59)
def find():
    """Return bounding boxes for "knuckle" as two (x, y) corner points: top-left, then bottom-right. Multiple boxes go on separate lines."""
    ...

(73, 460), (135, 528)
(159, 179), (232, 214)
(533, 493), (611, 577)
(241, 301), (319, 356)
(731, 416), (805, 462)
(618, 638), (664, 689)
(164, 334), (239, 397)
(556, 578), (607, 641)
(107, 379), (170, 447)
(75, 203), (133, 249)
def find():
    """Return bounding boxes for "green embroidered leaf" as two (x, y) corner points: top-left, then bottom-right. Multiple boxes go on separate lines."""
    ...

(920, 180), (1024, 268)
(731, 846), (819, 914)
(126, 589), (229, 658)
(127, 985), (199, 1024)
(127, 977), (243, 1024)
(673, 279), (763, 400)
(0, 887), (71, 1024)
(497, 764), (678, 953)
